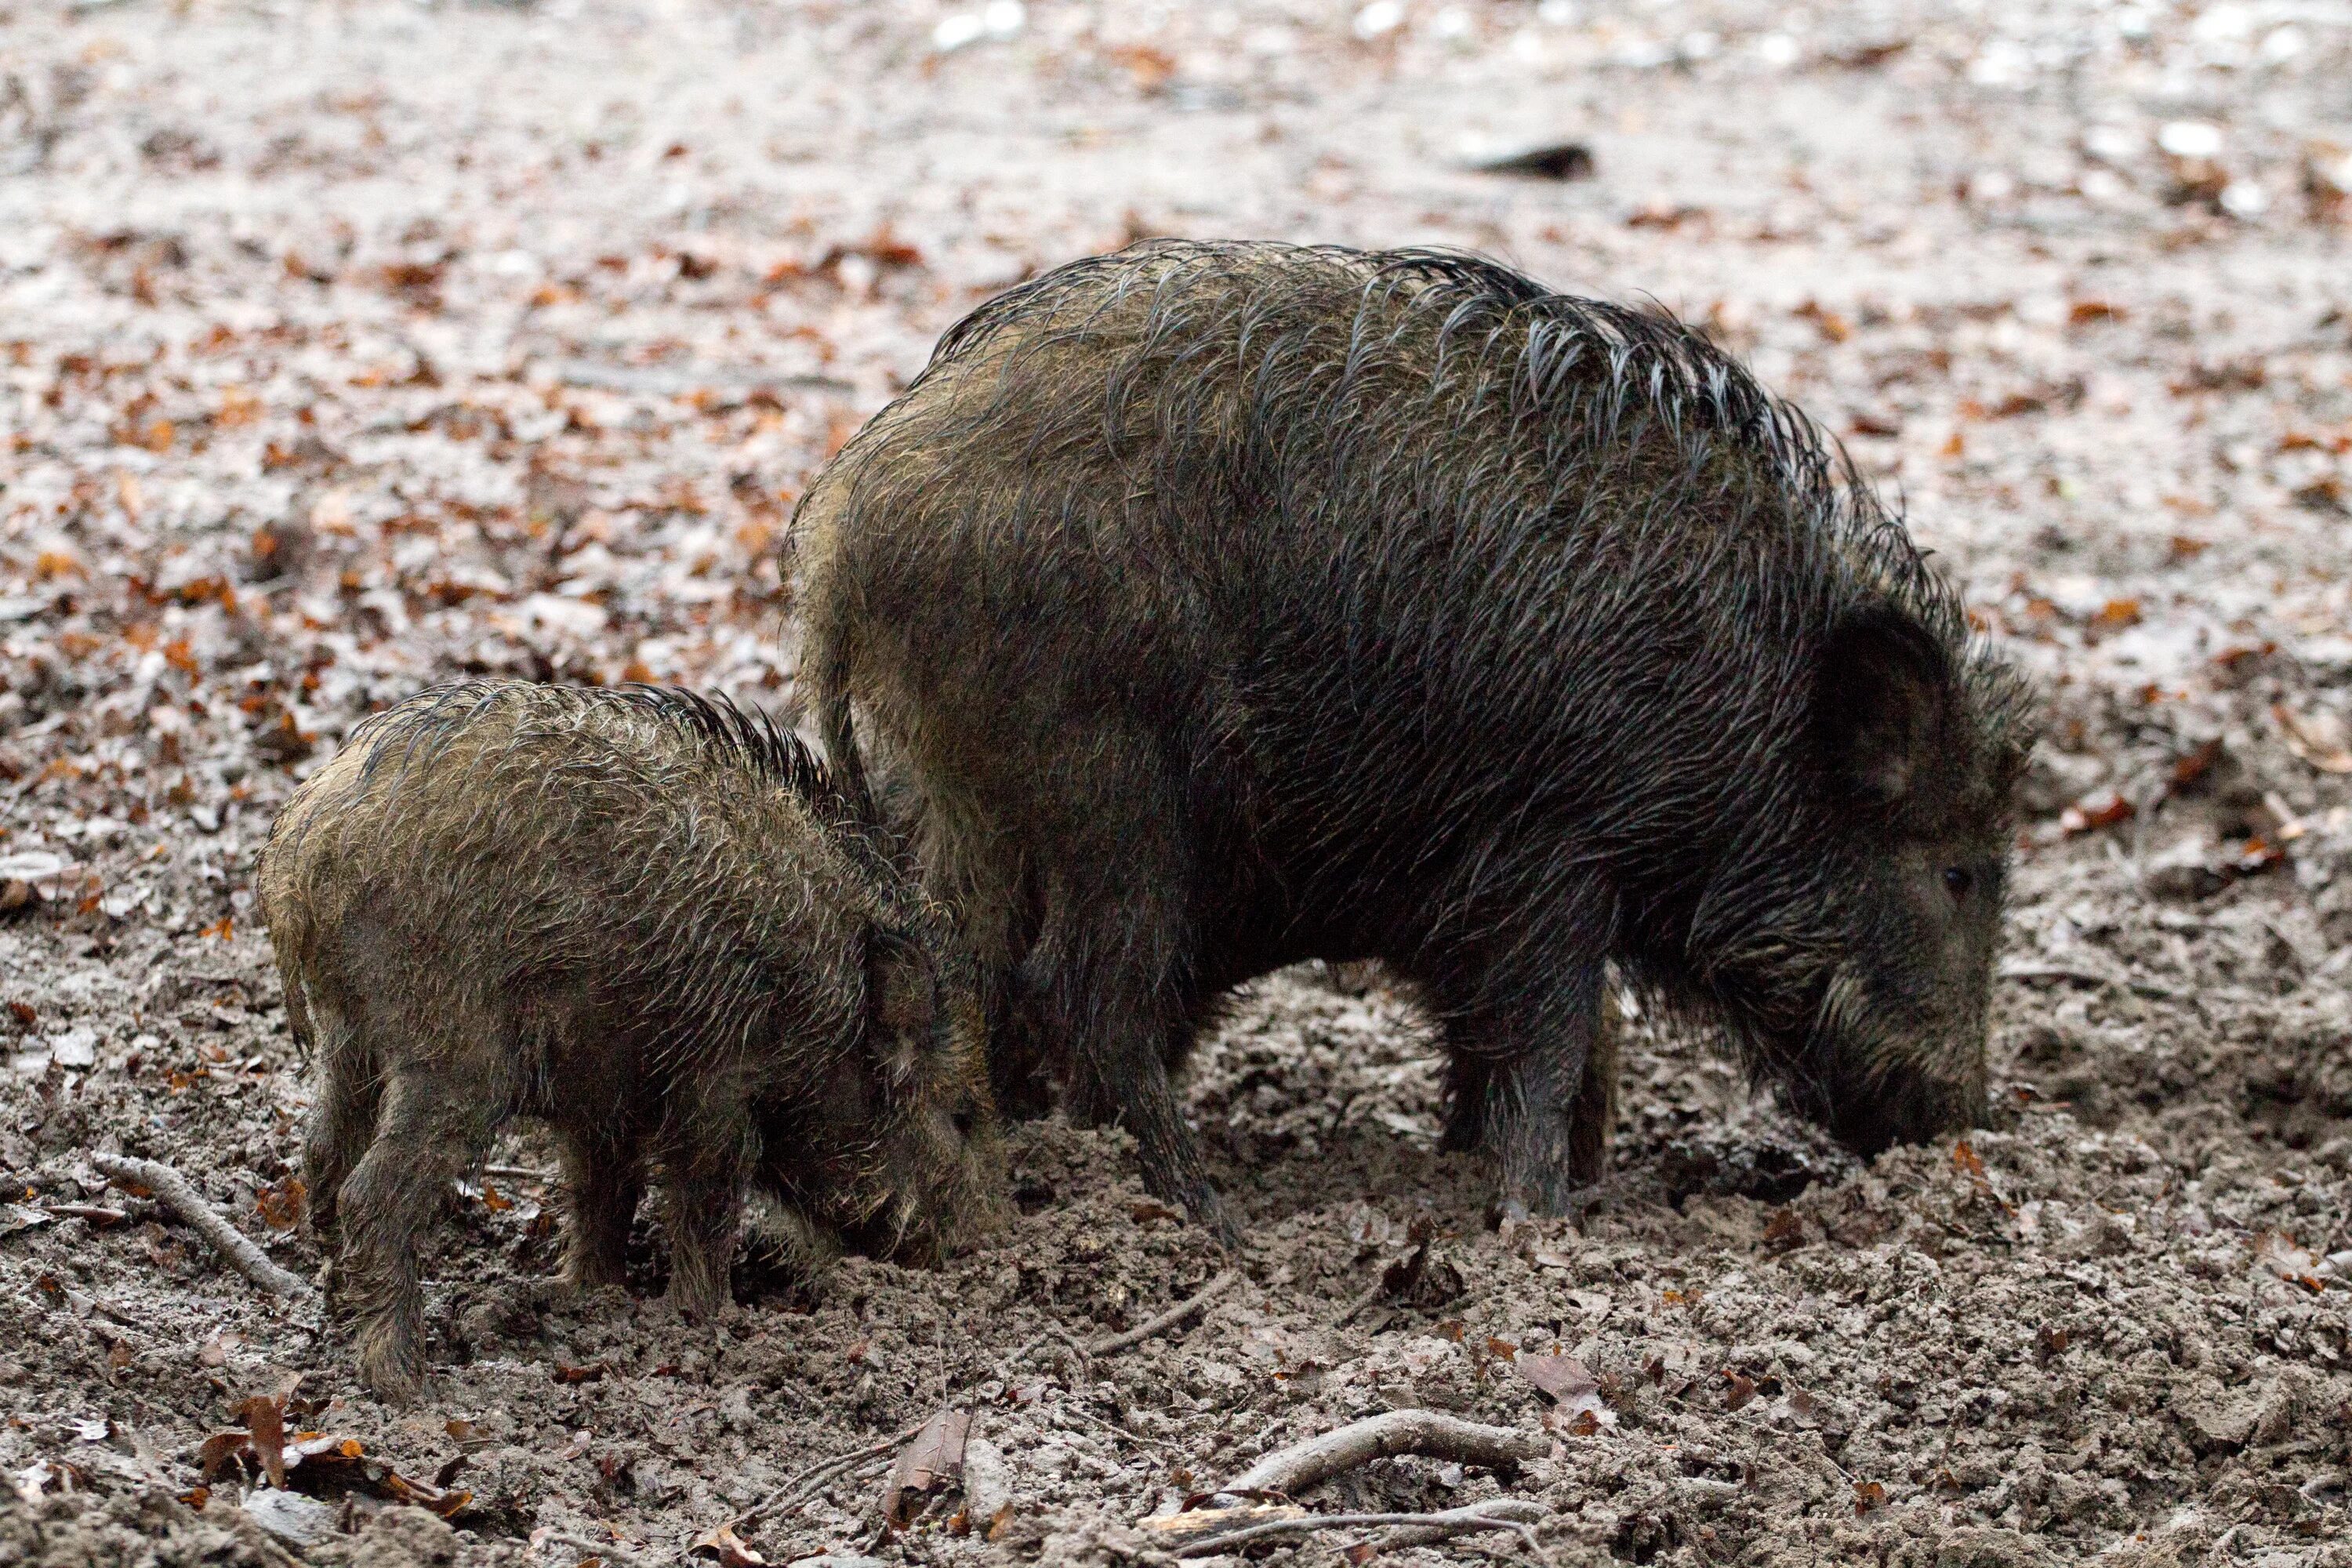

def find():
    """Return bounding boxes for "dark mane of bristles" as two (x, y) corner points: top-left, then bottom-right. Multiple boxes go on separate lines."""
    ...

(605, 685), (837, 804)
(317, 681), (916, 902)
(923, 238), (1983, 664)
(340, 682), (844, 814)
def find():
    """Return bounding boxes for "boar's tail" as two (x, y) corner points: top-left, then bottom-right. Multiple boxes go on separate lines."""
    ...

(812, 634), (877, 830)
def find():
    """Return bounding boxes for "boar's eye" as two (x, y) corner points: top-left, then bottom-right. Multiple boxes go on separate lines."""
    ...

(1942, 866), (1973, 901)
(951, 1105), (978, 1138)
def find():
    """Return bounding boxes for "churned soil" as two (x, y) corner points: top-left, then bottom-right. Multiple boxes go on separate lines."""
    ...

(4, 1), (2350, 1565)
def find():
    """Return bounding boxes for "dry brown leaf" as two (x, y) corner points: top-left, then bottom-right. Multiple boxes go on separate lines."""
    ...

(254, 1178), (304, 1231)
(2256, 1231), (2325, 1293)
(688, 1524), (769, 1566)
(1519, 1351), (1614, 1435)
(197, 1431), (251, 1482)
(381, 1468), (473, 1518)
(2273, 704), (2352, 773)
(2060, 791), (2135, 834)
(238, 1396), (286, 1490)
(1514, 1352), (1597, 1404)
(881, 1408), (971, 1526)
(2089, 597), (2142, 631)
(1105, 44), (1177, 94)
(2169, 740), (2223, 790)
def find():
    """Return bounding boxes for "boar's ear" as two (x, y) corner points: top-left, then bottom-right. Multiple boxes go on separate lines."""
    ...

(1814, 605), (1956, 811)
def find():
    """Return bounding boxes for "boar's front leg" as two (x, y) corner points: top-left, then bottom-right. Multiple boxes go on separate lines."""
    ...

(1021, 799), (1232, 1243)
(1435, 949), (1616, 1218)
(655, 1076), (753, 1318)
(296, 985), (376, 1258)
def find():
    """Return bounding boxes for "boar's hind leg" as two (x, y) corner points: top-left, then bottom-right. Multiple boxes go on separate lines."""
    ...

(297, 989), (376, 1254)
(336, 1061), (507, 1405)
(1437, 960), (1613, 1218)
(1566, 989), (1622, 1187)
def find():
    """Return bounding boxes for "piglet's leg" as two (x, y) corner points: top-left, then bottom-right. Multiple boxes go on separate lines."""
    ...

(655, 1078), (752, 1319)
(336, 1061), (506, 1406)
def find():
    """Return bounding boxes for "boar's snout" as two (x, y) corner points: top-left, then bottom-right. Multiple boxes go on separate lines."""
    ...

(1791, 960), (1992, 1158)
(1817, 1060), (1988, 1157)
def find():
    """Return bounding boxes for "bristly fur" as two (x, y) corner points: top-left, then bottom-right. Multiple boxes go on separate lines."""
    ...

(792, 239), (2038, 1229)
(259, 680), (1004, 1403)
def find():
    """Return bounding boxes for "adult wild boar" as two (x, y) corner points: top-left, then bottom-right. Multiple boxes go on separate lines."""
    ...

(792, 241), (2033, 1232)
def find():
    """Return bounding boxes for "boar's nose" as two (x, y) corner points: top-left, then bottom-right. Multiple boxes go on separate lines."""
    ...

(1828, 1073), (1986, 1158)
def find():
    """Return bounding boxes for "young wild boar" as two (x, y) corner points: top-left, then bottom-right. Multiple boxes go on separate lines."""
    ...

(792, 241), (2034, 1235)
(258, 682), (1004, 1403)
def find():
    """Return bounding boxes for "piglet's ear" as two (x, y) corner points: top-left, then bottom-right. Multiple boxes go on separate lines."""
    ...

(1814, 605), (1955, 810)
(864, 927), (934, 1083)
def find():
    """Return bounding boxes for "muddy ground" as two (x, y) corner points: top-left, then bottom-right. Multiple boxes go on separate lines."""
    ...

(5, 0), (2352, 1564)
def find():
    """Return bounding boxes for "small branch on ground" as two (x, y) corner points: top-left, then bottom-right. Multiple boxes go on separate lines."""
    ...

(42, 1202), (147, 1225)
(1333, 1277), (1388, 1327)
(1165, 1501), (1548, 1558)
(540, 1531), (644, 1565)
(999, 1322), (1091, 1385)
(1224, 1410), (1548, 1497)
(1088, 1269), (1239, 1356)
(692, 1417), (926, 1556)
(92, 1153), (313, 1299)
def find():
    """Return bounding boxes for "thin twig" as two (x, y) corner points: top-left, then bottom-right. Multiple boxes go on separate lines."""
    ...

(707, 1418), (925, 1548)
(1088, 1270), (1239, 1356)
(1332, 1277), (1389, 1327)
(997, 1316), (1096, 1392)
(1998, 964), (2180, 1002)
(1226, 1410), (1547, 1497)
(1170, 1501), (1546, 1559)
(1056, 1395), (1178, 1455)
(483, 1163), (555, 1182)
(1998, 963), (2118, 986)
(93, 1154), (312, 1298)
(539, 1531), (644, 1565)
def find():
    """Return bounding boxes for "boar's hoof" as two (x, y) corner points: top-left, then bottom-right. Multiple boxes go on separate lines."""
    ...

(1163, 1176), (1242, 1251)
(355, 1338), (427, 1410)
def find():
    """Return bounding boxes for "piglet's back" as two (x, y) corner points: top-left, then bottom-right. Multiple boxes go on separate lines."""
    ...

(259, 682), (875, 1051)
